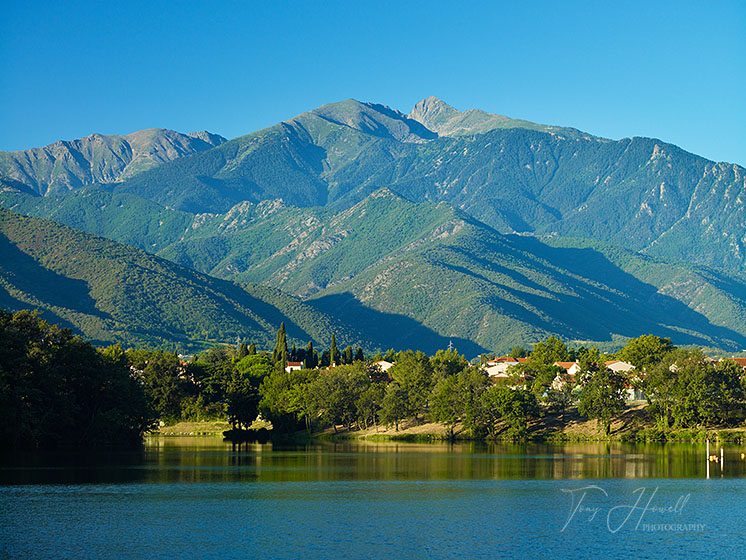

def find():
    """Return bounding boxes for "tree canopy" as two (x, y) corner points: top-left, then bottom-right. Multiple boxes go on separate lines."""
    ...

(0, 310), (154, 449)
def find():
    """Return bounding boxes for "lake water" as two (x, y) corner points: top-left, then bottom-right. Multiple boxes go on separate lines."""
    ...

(2, 438), (745, 559)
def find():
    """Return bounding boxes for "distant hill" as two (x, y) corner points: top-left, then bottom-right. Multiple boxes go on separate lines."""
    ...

(0, 128), (226, 196)
(0, 208), (369, 352)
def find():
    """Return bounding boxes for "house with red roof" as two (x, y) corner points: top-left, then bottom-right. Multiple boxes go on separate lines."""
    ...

(550, 362), (580, 391)
(484, 356), (528, 379)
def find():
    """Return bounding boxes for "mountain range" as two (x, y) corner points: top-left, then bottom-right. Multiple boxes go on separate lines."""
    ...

(2, 97), (745, 354)
(0, 128), (225, 196)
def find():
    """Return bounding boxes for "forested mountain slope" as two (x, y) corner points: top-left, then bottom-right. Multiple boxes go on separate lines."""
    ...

(0, 208), (368, 352)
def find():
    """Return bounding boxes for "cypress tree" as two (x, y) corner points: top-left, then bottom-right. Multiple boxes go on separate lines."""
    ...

(237, 342), (248, 360)
(305, 341), (316, 369)
(343, 345), (353, 365)
(330, 334), (340, 366)
(355, 347), (364, 362)
(272, 323), (289, 366)
(248, 342), (256, 355)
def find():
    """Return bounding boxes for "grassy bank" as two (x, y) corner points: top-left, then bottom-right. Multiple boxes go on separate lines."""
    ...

(315, 405), (746, 444)
(151, 420), (232, 436)
(147, 407), (746, 444)
(150, 418), (273, 437)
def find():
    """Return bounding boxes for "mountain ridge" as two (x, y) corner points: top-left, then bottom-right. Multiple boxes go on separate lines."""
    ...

(0, 128), (226, 196)
(407, 96), (595, 140)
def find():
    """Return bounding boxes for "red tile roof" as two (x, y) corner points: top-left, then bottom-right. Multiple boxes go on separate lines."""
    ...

(554, 361), (579, 370)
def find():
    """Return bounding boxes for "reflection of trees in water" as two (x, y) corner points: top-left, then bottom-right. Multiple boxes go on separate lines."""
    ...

(5, 440), (746, 485)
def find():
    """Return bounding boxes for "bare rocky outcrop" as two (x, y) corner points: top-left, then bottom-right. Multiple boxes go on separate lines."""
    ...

(0, 128), (226, 195)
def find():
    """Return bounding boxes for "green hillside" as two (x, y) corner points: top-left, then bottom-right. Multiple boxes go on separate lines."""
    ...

(149, 188), (746, 353)
(0, 208), (369, 352)
(5, 183), (746, 354)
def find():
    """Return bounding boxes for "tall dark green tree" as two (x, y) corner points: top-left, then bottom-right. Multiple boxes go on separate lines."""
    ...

(430, 375), (462, 439)
(356, 382), (385, 430)
(354, 347), (365, 362)
(330, 334), (340, 365)
(380, 382), (408, 431)
(248, 342), (257, 355)
(531, 336), (572, 365)
(430, 367), (489, 439)
(320, 350), (331, 368)
(509, 346), (529, 358)
(128, 349), (190, 421)
(188, 346), (233, 410)
(389, 351), (433, 423)
(272, 322), (289, 367)
(342, 345), (353, 365)
(225, 372), (259, 430)
(430, 348), (469, 383)
(259, 365), (319, 432)
(481, 385), (539, 440)
(305, 341), (317, 369)
(227, 353), (273, 430)
(307, 364), (369, 432)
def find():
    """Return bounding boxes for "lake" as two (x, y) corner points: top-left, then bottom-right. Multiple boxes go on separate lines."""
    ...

(2, 438), (745, 559)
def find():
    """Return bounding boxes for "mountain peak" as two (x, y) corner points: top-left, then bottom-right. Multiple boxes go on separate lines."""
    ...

(409, 96), (459, 125)
(408, 97), (590, 140)
(290, 98), (437, 143)
(187, 130), (227, 146)
(367, 186), (406, 201)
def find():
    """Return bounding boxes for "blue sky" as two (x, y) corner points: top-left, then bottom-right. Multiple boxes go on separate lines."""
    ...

(1, 1), (744, 166)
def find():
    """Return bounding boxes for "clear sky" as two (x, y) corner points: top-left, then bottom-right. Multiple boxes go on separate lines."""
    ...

(1, 1), (744, 166)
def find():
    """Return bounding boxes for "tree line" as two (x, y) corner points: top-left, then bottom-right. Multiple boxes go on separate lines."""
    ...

(497, 335), (746, 435)
(3, 310), (746, 449)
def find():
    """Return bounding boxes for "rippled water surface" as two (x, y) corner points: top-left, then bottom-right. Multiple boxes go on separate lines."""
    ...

(2, 438), (744, 558)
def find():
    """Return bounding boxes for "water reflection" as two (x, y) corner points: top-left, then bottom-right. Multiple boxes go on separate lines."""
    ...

(3, 437), (746, 485)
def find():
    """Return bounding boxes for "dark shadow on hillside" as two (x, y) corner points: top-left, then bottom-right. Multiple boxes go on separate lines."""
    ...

(0, 235), (105, 319)
(0, 179), (41, 197)
(477, 235), (746, 349)
(0, 287), (82, 336)
(365, 103), (438, 140)
(308, 292), (487, 356)
(216, 282), (316, 345)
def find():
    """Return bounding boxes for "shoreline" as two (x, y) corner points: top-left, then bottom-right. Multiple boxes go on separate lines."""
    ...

(149, 406), (746, 444)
